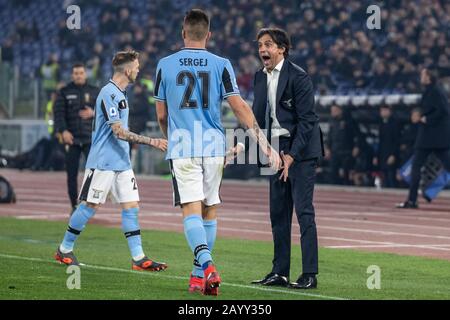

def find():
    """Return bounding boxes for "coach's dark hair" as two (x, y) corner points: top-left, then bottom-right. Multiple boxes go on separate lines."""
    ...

(183, 9), (210, 41)
(112, 50), (139, 73)
(72, 62), (85, 71)
(257, 28), (291, 58)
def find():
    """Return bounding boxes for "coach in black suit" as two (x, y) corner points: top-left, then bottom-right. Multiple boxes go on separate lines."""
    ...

(397, 67), (450, 208)
(251, 28), (324, 289)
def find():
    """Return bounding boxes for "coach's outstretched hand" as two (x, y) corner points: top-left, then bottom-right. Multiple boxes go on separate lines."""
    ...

(150, 138), (168, 151)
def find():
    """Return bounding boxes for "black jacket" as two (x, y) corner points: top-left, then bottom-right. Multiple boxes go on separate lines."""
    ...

(400, 123), (419, 150)
(415, 83), (450, 149)
(54, 82), (99, 145)
(253, 59), (324, 163)
(378, 117), (401, 168)
(328, 112), (360, 155)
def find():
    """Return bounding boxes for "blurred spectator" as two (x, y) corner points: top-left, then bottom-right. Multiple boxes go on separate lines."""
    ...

(7, 137), (64, 172)
(373, 105), (401, 188)
(54, 63), (99, 213)
(2, 0), (449, 95)
(129, 81), (153, 172)
(139, 72), (156, 121)
(117, 7), (132, 33)
(45, 92), (57, 136)
(129, 83), (152, 135)
(14, 20), (39, 42)
(99, 11), (118, 35)
(326, 105), (360, 185)
(350, 132), (374, 186)
(0, 38), (14, 63)
(40, 54), (60, 101)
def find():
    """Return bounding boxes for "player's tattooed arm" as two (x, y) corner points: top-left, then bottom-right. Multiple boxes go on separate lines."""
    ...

(249, 118), (269, 150)
(110, 122), (167, 151)
(226, 95), (281, 170)
(226, 95), (269, 148)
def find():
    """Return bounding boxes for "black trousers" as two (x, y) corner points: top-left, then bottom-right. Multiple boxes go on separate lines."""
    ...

(381, 165), (397, 188)
(329, 151), (352, 185)
(65, 143), (90, 209)
(269, 157), (319, 277)
(408, 148), (450, 203)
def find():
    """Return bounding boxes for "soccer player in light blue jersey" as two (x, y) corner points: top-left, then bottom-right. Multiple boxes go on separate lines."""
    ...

(155, 9), (281, 295)
(55, 50), (169, 272)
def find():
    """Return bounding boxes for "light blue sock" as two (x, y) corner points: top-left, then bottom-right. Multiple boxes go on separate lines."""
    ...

(122, 207), (144, 260)
(183, 215), (212, 270)
(204, 219), (217, 251)
(60, 204), (96, 252)
(192, 219), (217, 278)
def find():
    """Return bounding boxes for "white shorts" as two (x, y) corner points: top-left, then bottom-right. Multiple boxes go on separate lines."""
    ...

(169, 157), (224, 207)
(78, 169), (140, 204)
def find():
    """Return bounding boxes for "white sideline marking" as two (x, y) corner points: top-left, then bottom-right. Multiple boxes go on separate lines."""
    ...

(0, 253), (347, 300)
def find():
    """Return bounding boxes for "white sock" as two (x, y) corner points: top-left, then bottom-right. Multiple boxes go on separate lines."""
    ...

(59, 244), (71, 254)
(133, 254), (145, 261)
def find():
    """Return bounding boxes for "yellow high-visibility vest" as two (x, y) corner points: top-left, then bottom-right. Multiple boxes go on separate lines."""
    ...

(45, 100), (54, 134)
(140, 78), (155, 105)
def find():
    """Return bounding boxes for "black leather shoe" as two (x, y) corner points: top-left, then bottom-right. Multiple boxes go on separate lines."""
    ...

(251, 273), (289, 287)
(289, 274), (317, 289)
(396, 201), (418, 209)
(251, 273), (273, 285)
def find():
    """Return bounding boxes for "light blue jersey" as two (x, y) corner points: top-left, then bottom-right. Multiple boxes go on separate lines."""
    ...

(154, 48), (240, 159)
(85, 80), (131, 171)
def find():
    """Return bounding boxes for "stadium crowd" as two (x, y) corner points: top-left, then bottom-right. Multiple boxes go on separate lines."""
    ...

(1, 0), (450, 96)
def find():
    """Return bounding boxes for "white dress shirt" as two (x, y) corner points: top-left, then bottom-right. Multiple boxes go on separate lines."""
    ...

(263, 59), (291, 138)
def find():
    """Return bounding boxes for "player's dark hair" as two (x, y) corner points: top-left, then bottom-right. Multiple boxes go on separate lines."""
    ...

(112, 50), (139, 72)
(72, 62), (85, 71)
(256, 28), (291, 58)
(183, 9), (210, 41)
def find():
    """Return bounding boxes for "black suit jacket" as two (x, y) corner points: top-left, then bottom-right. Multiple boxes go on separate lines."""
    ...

(415, 83), (450, 149)
(253, 59), (324, 163)
(54, 82), (99, 145)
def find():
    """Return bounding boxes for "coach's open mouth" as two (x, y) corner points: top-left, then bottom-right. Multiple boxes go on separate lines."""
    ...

(260, 53), (271, 66)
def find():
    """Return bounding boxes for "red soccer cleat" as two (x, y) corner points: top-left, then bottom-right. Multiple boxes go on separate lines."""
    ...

(54, 247), (79, 266)
(202, 264), (221, 296)
(188, 273), (204, 293)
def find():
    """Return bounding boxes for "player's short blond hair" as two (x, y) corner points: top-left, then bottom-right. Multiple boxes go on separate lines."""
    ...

(112, 50), (139, 73)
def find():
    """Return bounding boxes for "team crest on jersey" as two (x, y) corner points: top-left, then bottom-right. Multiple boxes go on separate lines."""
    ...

(118, 99), (128, 109)
(92, 189), (103, 199)
(110, 107), (117, 116)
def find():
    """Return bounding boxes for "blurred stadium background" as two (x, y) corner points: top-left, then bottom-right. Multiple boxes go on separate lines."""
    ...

(1, 0), (449, 187)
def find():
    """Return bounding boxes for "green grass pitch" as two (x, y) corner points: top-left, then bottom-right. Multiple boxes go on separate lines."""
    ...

(0, 217), (449, 300)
